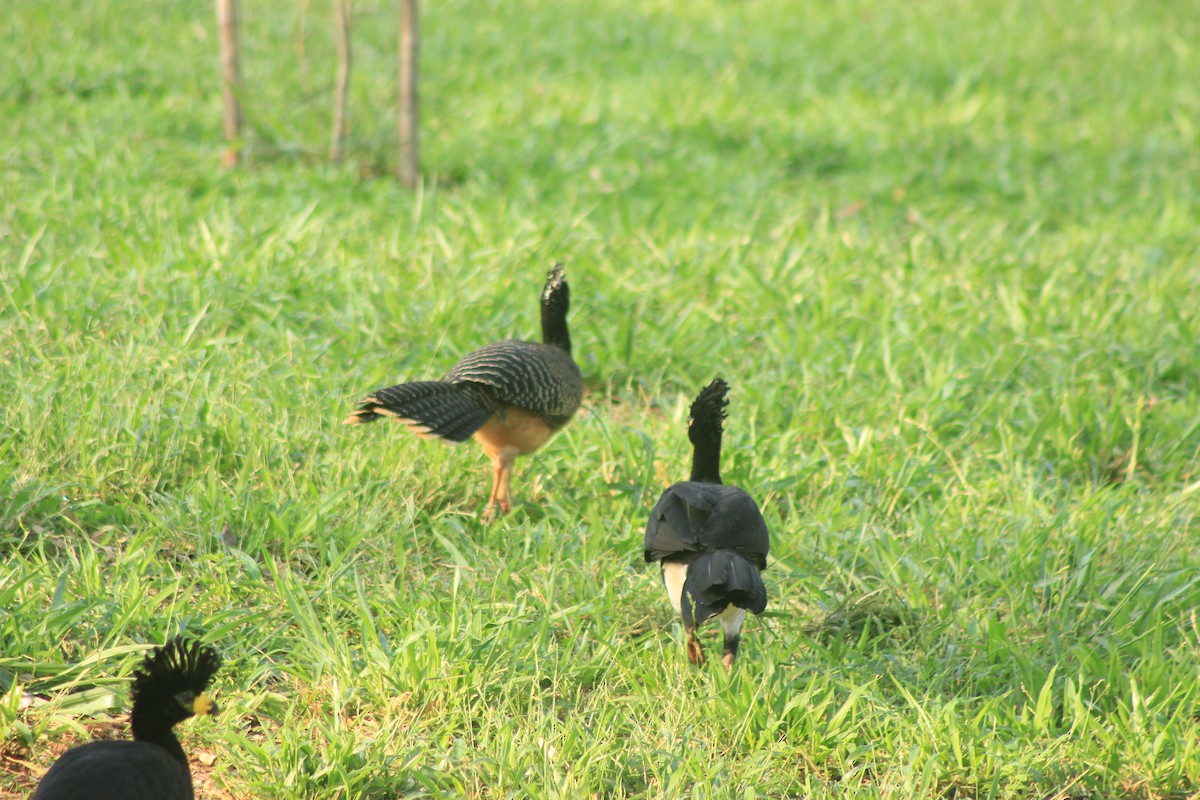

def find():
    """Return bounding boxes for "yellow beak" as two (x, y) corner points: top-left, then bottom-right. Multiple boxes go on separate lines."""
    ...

(192, 692), (219, 717)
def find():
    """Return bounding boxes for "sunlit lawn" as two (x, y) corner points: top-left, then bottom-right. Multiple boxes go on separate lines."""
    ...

(3, 0), (1199, 797)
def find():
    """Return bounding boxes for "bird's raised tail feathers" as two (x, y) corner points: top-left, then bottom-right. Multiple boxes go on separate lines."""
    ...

(680, 551), (767, 628)
(343, 381), (491, 442)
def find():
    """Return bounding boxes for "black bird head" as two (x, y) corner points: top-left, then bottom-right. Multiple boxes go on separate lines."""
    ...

(130, 636), (222, 740)
(687, 378), (728, 483)
(541, 263), (572, 352)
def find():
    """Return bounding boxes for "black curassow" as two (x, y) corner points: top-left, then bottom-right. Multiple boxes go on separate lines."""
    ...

(644, 379), (770, 669)
(345, 264), (584, 516)
(33, 636), (222, 800)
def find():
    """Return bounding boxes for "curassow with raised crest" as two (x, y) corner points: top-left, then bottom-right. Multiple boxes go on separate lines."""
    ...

(345, 264), (583, 516)
(33, 636), (222, 800)
(644, 379), (770, 669)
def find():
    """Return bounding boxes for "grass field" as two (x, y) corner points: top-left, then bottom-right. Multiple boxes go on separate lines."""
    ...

(3, 0), (1200, 797)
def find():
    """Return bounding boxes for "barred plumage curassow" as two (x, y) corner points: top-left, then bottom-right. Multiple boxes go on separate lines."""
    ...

(345, 264), (584, 516)
(33, 637), (222, 800)
(643, 379), (770, 669)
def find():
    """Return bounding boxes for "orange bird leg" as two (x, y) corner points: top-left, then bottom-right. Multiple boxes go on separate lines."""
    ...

(483, 446), (519, 517)
(475, 410), (554, 517)
(686, 628), (705, 665)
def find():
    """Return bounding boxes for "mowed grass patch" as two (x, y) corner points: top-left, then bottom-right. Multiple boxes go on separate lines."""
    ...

(3, 0), (1200, 797)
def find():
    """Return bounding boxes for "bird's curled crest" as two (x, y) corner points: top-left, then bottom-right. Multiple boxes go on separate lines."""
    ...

(542, 263), (568, 304)
(132, 636), (221, 703)
(688, 378), (729, 433)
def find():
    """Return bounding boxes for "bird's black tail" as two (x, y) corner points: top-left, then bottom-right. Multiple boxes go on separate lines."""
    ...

(680, 550), (767, 627)
(344, 381), (491, 442)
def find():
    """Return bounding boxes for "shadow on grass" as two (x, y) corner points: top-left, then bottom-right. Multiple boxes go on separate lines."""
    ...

(801, 587), (917, 641)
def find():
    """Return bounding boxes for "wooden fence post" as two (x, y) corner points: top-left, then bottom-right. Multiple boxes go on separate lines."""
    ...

(216, 0), (243, 167)
(331, 0), (353, 162)
(397, 0), (419, 187)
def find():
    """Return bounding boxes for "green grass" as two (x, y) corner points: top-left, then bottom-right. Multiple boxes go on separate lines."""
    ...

(3, 0), (1200, 797)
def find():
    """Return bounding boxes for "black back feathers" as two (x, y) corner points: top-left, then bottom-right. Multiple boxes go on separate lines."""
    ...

(643, 481), (769, 569)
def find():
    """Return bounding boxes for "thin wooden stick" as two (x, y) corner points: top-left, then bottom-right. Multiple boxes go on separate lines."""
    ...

(330, 0), (353, 162)
(216, 0), (243, 167)
(297, 0), (312, 99)
(397, 0), (419, 187)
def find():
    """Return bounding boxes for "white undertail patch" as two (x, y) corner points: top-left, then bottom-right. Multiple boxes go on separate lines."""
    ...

(717, 605), (746, 641)
(661, 562), (688, 617)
